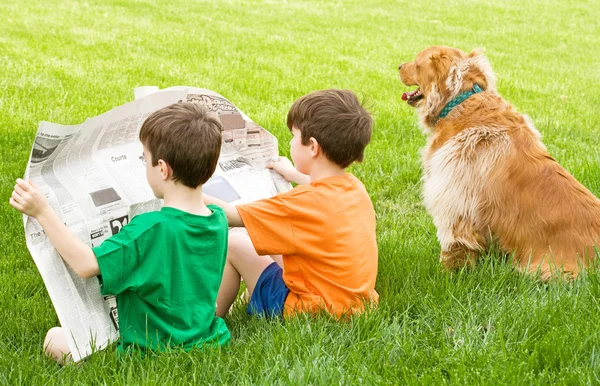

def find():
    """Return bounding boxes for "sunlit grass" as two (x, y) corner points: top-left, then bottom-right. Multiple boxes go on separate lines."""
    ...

(1, 0), (600, 384)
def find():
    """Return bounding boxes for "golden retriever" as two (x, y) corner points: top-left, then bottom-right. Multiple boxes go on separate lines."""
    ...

(398, 45), (600, 279)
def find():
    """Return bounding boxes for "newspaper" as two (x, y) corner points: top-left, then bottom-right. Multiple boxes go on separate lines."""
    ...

(21, 87), (292, 361)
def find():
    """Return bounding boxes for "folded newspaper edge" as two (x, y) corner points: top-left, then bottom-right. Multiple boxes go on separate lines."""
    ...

(22, 86), (291, 361)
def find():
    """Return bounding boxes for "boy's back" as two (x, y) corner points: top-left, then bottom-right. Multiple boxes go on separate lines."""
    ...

(238, 173), (378, 317)
(93, 205), (230, 351)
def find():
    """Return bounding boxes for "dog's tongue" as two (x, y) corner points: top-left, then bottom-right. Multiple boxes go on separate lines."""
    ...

(402, 89), (419, 101)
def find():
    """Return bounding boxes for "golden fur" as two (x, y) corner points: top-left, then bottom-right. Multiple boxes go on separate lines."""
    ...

(398, 45), (600, 279)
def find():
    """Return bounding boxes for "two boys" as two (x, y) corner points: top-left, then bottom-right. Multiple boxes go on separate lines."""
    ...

(10, 88), (378, 363)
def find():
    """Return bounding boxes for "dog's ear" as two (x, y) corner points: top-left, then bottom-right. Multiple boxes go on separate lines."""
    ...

(446, 49), (497, 96)
(425, 53), (455, 116)
(429, 53), (453, 73)
(468, 48), (484, 58)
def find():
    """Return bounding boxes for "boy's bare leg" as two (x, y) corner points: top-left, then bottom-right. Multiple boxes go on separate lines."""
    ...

(216, 259), (242, 317)
(216, 232), (274, 317)
(243, 254), (282, 301)
(43, 327), (72, 365)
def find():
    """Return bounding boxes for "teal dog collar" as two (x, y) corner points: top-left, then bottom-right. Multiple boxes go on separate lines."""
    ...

(436, 84), (483, 122)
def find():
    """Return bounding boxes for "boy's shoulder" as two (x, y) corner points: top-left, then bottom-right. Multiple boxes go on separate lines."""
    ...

(261, 174), (369, 212)
(281, 173), (366, 199)
(238, 174), (370, 216)
(110, 210), (171, 242)
(310, 173), (364, 188)
(129, 209), (170, 227)
(131, 206), (226, 227)
(110, 206), (227, 246)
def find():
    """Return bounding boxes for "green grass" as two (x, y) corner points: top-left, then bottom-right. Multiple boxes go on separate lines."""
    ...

(2, 0), (600, 384)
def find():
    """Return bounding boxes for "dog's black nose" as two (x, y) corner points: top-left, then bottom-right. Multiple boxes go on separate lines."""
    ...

(398, 63), (403, 71)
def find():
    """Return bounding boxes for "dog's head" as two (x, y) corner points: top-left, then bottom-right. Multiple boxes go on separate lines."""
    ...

(398, 46), (496, 129)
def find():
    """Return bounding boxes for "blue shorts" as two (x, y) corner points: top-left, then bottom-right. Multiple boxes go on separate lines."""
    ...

(248, 262), (290, 317)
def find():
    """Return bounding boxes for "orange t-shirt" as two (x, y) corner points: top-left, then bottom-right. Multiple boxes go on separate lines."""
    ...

(237, 173), (378, 318)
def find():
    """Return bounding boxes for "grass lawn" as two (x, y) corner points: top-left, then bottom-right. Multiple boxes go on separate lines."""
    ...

(2, 0), (600, 384)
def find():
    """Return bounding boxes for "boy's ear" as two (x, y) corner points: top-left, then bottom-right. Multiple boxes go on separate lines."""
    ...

(308, 137), (321, 158)
(157, 159), (173, 181)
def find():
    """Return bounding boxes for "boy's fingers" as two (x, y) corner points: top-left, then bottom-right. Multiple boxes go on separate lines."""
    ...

(11, 190), (24, 203)
(14, 184), (26, 196)
(9, 197), (21, 210)
(16, 178), (30, 191)
(9, 197), (23, 210)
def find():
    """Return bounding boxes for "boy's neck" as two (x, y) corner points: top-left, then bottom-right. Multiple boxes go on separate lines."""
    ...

(307, 157), (347, 182)
(161, 182), (211, 216)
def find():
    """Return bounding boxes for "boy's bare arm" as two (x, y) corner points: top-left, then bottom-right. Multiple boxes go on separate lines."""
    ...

(203, 194), (245, 227)
(10, 179), (100, 278)
(267, 157), (310, 185)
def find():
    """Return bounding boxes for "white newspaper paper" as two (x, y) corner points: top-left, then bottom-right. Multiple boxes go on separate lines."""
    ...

(22, 87), (291, 361)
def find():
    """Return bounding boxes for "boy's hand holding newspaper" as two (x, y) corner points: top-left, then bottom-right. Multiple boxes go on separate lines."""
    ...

(267, 157), (310, 185)
(10, 179), (51, 218)
(10, 178), (99, 278)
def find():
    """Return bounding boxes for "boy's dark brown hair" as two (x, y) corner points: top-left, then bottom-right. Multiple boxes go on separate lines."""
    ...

(286, 89), (372, 168)
(139, 102), (222, 188)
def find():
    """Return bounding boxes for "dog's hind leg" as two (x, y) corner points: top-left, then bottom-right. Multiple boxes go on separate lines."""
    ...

(440, 245), (478, 270)
(439, 218), (488, 270)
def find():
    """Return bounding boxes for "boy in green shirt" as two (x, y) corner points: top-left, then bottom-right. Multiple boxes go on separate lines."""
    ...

(10, 102), (230, 364)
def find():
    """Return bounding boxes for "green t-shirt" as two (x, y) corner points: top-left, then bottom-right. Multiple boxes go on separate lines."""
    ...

(92, 205), (230, 352)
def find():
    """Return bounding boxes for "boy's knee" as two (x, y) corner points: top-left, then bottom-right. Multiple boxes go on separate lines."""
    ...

(44, 327), (64, 351)
(227, 231), (252, 258)
(43, 327), (71, 364)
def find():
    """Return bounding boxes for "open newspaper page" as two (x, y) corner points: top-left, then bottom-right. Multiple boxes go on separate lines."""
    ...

(22, 87), (292, 361)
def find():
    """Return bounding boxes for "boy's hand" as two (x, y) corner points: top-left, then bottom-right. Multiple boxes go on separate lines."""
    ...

(10, 179), (52, 218)
(267, 157), (309, 184)
(11, 178), (99, 278)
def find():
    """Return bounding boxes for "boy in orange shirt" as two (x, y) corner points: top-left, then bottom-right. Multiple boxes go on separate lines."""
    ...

(204, 89), (378, 318)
